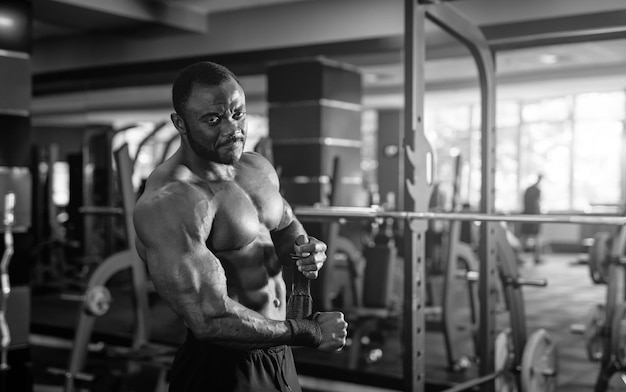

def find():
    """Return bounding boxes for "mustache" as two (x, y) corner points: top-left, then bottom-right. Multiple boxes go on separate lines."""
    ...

(218, 133), (245, 147)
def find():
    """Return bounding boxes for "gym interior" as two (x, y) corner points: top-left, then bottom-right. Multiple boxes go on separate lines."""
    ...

(1, 0), (626, 391)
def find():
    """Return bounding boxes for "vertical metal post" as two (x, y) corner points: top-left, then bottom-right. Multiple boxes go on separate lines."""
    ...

(114, 144), (150, 349)
(476, 37), (497, 392)
(422, 3), (497, 391)
(0, 192), (15, 377)
(621, 89), (626, 207)
(403, 1), (428, 391)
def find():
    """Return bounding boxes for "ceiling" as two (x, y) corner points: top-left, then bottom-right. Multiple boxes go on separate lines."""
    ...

(24, 0), (626, 125)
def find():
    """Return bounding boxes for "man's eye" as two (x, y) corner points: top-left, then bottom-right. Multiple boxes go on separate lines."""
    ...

(206, 116), (221, 125)
(233, 111), (246, 120)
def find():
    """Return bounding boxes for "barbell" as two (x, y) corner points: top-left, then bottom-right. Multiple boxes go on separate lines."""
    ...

(294, 206), (626, 226)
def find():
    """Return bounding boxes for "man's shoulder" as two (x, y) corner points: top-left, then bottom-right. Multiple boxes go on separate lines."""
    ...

(134, 178), (213, 239)
(136, 167), (208, 216)
(237, 152), (279, 187)
(240, 151), (277, 174)
(240, 151), (271, 167)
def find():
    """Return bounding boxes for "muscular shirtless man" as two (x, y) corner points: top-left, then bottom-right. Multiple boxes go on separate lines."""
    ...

(133, 61), (348, 392)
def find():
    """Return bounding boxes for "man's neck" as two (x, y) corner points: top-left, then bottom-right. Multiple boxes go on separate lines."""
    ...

(204, 162), (236, 182)
(178, 150), (238, 182)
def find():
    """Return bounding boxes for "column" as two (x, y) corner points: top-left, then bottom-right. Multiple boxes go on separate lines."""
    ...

(0, 1), (33, 390)
(268, 57), (366, 208)
(377, 108), (404, 210)
(268, 57), (366, 311)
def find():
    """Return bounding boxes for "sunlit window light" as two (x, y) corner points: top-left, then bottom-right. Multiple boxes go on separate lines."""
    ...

(0, 15), (14, 28)
(538, 53), (559, 65)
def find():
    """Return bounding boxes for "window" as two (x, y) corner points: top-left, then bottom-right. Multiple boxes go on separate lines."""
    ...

(424, 90), (626, 213)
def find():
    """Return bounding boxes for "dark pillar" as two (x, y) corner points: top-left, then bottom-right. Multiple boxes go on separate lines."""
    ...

(268, 57), (366, 311)
(377, 109), (404, 210)
(268, 57), (366, 208)
(0, 0), (33, 230)
(0, 1), (34, 391)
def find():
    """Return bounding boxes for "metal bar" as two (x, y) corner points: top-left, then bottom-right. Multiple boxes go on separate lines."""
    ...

(78, 206), (124, 215)
(403, 0), (427, 391)
(269, 99), (362, 112)
(441, 372), (498, 392)
(493, 224), (526, 389)
(0, 49), (30, 60)
(0, 193), (15, 373)
(0, 108), (29, 117)
(489, 24), (626, 52)
(294, 206), (626, 225)
(271, 138), (363, 148)
(114, 144), (150, 348)
(424, 4), (498, 390)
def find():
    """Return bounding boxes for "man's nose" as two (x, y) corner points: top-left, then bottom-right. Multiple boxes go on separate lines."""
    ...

(222, 120), (243, 137)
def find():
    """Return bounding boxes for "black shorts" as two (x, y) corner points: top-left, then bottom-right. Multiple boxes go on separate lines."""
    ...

(169, 330), (301, 392)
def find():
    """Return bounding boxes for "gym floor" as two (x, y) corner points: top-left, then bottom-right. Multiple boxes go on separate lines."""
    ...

(26, 250), (615, 391)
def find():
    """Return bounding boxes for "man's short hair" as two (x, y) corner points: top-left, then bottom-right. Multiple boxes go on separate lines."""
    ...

(172, 61), (240, 115)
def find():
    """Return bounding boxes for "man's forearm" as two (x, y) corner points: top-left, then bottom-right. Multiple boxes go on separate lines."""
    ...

(193, 298), (320, 350)
(214, 318), (323, 350)
(271, 198), (307, 265)
(190, 297), (288, 343)
(271, 218), (306, 266)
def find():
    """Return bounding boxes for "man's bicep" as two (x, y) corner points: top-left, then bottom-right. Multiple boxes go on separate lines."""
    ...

(271, 198), (306, 265)
(144, 233), (230, 326)
(146, 240), (226, 296)
(136, 202), (228, 320)
(275, 197), (297, 231)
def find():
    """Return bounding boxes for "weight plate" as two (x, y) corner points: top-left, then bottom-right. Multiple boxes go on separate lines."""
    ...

(521, 329), (558, 392)
(588, 232), (611, 285)
(611, 303), (626, 368)
(84, 285), (112, 316)
(584, 304), (606, 362)
(607, 371), (626, 391)
(495, 328), (518, 392)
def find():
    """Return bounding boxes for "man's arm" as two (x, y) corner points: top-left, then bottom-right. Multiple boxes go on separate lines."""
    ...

(270, 198), (327, 279)
(134, 183), (319, 350)
(270, 198), (305, 266)
(246, 151), (326, 278)
(268, 197), (348, 352)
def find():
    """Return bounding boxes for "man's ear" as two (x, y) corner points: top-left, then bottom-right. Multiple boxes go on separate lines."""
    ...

(171, 113), (186, 135)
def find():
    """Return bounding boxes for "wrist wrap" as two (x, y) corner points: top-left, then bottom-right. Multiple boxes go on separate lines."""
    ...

(286, 318), (322, 347)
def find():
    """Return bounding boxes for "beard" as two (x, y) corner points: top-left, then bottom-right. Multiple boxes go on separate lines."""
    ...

(185, 122), (246, 164)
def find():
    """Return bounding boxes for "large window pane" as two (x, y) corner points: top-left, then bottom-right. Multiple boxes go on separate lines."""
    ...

(519, 122), (572, 212)
(522, 97), (571, 123)
(428, 105), (472, 132)
(467, 127), (482, 208)
(572, 121), (622, 210)
(425, 104), (473, 209)
(497, 101), (521, 128)
(575, 92), (625, 121)
(495, 126), (519, 211)
(422, 90), (624, 214)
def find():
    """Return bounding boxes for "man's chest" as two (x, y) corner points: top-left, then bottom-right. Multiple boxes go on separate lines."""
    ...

(208, 180), (283, 251)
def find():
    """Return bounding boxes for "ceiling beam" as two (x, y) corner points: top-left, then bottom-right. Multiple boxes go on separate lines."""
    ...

(35, 0), (208, 33)
(31, 0), (626, 98)
(484, 10), (626, 50)
(32, 36), (404, 96)
(32, 0), (405, 74)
